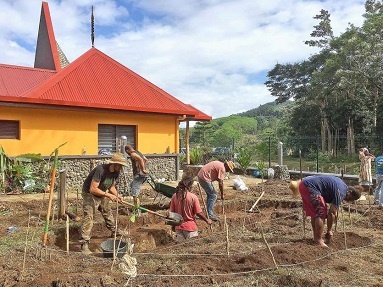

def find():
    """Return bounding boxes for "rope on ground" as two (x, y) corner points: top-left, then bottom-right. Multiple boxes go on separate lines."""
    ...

(119, 253), (138, 285)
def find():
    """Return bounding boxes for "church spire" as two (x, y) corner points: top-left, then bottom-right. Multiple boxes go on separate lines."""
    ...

(34, 1), (61, 71)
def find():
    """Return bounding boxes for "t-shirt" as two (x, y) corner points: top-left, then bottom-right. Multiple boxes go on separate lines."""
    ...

(376, 156), (383, 175)
(170, 191), (202, 232)
(82, 164), (120, 194)
(197, 161), (225, 182)
(129, 149), (146, 176)
(302, 175), (347, 208)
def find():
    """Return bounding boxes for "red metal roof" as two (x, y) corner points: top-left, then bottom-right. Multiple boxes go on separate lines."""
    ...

(11, 48), (210, 119)
(0, 64), (55, 97)
(0, 49), (211, 120)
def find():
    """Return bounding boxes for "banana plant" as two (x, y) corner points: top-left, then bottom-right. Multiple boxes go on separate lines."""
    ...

(0, 145), (43, 193)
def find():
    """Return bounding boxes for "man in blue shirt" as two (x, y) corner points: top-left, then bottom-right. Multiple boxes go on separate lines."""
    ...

(374, 154), (383, 208)
(289, 175), (361, 247)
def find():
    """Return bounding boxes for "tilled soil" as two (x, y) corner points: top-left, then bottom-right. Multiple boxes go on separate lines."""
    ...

(0, 176), (383, 287)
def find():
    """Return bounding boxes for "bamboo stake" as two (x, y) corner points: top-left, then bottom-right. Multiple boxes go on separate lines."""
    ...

(340, 205), (347, 249)
(112, 201), (121, 271)
(348, 204), (352, 226)
(43, 149), (59, 246)
(225, 215), (229, 256)
(51, 204), (56, 225)
(197, 183), (213, 232)
(334, 210), (338, 232)
(66, 214), (69, 254)
(22, 210), (31, 274)
(259, 223), (278, 269)
(302, 208), (306, 239)
(76, 188), (79, 216)
(221, 199), (225, 232)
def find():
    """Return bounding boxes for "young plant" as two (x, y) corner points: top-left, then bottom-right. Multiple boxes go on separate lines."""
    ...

(190, 147), (203, 165)
(236, 147), (254, 174)
(255, 161), (266, 181)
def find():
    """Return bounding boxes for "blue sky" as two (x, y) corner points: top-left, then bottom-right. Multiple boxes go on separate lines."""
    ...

(0, 0), (366, 119)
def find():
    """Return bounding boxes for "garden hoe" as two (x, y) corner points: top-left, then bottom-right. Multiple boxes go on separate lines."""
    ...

(119, 199), (183, 226)
(247, 188), (265, 213)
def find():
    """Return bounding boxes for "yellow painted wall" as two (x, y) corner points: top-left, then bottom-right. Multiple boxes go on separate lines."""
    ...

(0, 106), (180, 156)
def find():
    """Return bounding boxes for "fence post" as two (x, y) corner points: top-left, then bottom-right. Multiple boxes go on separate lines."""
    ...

(299, 149), (302, 179)
(316, 135), (319, 173)
(278, 142), (283, 166)
(268, 137), (271, 168)
(58, 169), (66, 219)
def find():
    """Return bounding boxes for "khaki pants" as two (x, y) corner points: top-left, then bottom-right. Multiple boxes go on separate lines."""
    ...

(79, 192), (116, 243)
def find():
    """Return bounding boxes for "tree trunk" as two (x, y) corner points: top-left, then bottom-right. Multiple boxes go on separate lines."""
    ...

(321, 119), (327, 152)
(327, 124), (333, 156)
(347, 117), (355, 155)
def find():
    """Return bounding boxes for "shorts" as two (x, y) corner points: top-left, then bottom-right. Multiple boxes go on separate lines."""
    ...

(174, 229), (198, 241)
(299, 181), (327, 219)
(130, 174), (148, 196)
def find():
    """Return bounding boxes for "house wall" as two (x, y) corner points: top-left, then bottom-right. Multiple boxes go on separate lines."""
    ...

(0, 106), (181, 156)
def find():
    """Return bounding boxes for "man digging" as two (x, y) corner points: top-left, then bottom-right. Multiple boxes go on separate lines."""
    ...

(79, 152), (129, 254)
(289, 175), (361, 247)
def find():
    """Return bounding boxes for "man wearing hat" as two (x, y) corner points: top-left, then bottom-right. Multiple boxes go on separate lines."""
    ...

(79, 152), (129, 254)
(197, 160), (235, 221)
(289, 175), (361, 247)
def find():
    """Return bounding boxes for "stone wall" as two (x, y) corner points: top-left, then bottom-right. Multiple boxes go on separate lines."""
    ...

(31, 154), (179, 193)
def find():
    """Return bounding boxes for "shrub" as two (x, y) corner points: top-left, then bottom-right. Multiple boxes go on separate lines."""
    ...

(190, 147), (203, 165)
(236, 147), (254, 174)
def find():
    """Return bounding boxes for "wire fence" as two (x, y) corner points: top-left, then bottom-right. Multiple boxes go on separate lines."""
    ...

(238, 135), (383, 176)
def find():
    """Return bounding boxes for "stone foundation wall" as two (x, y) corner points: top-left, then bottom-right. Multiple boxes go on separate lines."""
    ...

(30, 154), (179, 193)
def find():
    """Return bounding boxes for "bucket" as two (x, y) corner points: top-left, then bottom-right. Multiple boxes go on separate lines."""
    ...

(100, 239), (127, 258)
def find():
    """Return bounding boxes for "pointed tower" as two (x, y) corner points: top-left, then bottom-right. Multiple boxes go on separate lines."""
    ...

(34, 2), (61, 71)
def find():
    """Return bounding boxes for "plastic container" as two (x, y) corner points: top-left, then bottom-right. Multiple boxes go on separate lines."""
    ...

(6, 226), (17, 232)
(100, 239), (127, 258)
(253, 170), (260, 177)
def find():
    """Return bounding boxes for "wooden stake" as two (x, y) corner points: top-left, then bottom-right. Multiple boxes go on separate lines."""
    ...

(259, 223), (278, 269)
(111, 201), (120, 270)
(66, 214), (69, 254)
(302, 208), (306, 239)
(197, 183), (213, 232)
(43, 149), (59, 246)
(22, 210), (31, 274)
(340, 205), (347, 249)
(224, 215), (229, 256)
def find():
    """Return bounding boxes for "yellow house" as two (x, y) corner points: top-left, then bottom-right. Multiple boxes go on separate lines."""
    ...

(0, 2), (211, 157)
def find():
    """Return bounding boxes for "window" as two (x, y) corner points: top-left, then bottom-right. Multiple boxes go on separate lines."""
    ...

(0, 120), (20, 139)
(98, 124), (136, 154)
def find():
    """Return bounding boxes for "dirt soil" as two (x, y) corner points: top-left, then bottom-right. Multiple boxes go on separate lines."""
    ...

(1, 175), (383, 287)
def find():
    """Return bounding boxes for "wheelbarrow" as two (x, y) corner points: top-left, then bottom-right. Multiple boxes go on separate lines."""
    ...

(119, 199), (183, 226)
(146, 175), (177, 206)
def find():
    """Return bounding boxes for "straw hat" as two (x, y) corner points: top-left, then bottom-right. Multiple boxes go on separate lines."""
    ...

(107, 152), (129, 167)
(225, 160), (235, 173)
(288, 180), (300, 198)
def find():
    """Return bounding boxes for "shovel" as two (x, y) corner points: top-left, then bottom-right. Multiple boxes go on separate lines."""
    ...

(119, 199), (183, 226)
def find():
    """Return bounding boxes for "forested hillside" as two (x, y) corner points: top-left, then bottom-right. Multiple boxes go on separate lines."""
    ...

(184, 1), (383, 158)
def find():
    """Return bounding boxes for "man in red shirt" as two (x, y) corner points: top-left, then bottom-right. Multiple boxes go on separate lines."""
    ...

(170, 176), (212, 241)
(197, 160), (235, 221)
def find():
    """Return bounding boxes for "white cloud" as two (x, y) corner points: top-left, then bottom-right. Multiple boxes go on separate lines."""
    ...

(0, 0), (366, 118)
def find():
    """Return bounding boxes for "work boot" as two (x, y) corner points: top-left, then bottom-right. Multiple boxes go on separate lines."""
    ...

(81, 242), (92, 255)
